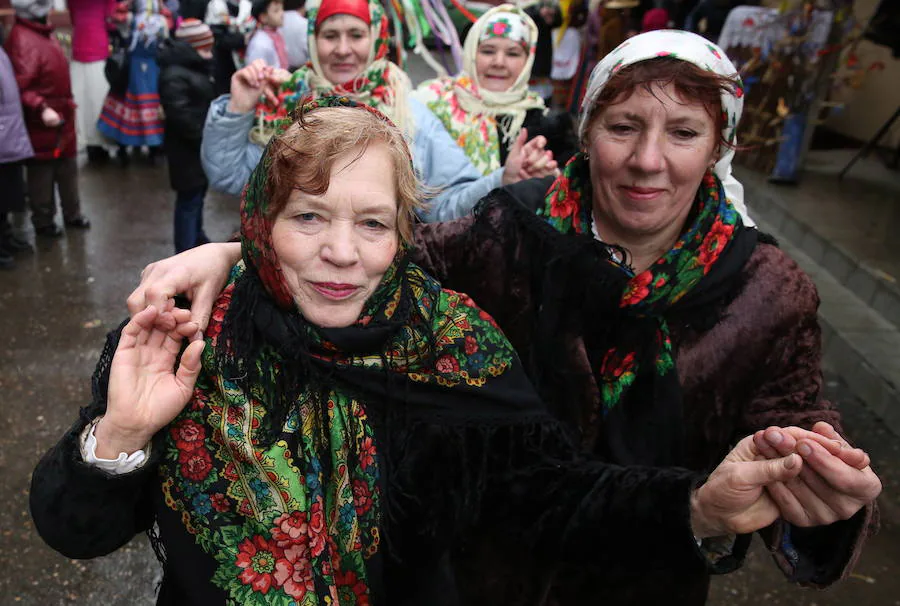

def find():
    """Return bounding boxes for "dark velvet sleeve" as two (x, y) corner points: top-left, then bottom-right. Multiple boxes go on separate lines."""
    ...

(737, 246), (878, 586)
(29, 324), (162, 560)
(412, 182), (554, 354)
(498, 459), (714, 565)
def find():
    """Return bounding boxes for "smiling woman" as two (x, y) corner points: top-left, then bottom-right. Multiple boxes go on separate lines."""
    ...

(414, 4), (577, 176)
(264, 106), (420, 327)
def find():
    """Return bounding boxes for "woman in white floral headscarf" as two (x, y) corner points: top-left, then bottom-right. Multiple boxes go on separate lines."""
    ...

(414, 4), (576, 175)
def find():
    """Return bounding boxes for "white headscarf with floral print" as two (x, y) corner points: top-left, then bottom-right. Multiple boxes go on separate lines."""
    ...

(459, 5), (545, 144)
(578, 30), (753, 225)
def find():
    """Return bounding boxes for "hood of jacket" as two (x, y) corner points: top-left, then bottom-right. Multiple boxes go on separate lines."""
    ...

(157, 38), (213, 72)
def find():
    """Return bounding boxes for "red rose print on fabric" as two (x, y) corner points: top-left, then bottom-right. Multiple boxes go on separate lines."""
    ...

(698, 220), (734, 273)
(336, 569), (370, 606)
(235, 536), (283, 595)
(170, 418), (206, 452)
(435, 354), (461, 374)
(308, 500), (327, 558)
(352, 479), (373, 516)
(273, 543), (315, 600)
(621, 272), (654, 306)
(271, 511), (309, 547)
(359, 436), (376, 470)
(210, 493), (230, 512)
(179, 448), (213, 482)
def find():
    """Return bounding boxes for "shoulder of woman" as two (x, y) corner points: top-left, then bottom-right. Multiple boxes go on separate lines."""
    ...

(741, 240), (819, 315)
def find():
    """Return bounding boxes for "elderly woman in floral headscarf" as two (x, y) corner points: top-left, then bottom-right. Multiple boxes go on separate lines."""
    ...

(200, 0), (557, 222)
(413, 4), (576, 176)
(31, 96), (828, 606)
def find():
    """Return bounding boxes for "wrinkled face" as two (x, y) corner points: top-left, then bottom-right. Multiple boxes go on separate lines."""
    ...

(475, 38), (528, 92)
(588, 82), (719, 245)
(316, 15), (372, 85)
(271, 143), (400, 328)
(261, 0), (285, 27)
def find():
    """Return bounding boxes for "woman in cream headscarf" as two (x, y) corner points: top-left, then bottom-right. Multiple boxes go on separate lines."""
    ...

(414, 4), (575, 175)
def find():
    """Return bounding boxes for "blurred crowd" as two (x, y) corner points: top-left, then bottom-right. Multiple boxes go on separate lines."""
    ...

(0, 0), (758, 269)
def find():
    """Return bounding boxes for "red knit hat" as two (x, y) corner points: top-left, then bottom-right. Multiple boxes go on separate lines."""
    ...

(315, 0), (370, 27)
(176, 18), (215, 52)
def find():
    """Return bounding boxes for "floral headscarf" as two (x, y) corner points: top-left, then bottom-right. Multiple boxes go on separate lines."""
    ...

(412, 4), (545, 175)
(479, 10), (531, 47)
(579, 29), (753, 225)
(533, 30), (766, 465)
(250, 0), (413, 145)
(162, 97), (562, 604)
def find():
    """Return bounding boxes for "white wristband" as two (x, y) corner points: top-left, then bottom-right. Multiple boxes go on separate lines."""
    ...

(80, 419), (149, 474)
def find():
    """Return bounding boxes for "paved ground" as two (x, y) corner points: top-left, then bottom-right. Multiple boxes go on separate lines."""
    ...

(0, 147), (898, 605)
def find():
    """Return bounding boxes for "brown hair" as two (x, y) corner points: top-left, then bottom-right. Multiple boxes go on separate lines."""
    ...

(582, 57), (738, 150)
(265, 106), (423, 244)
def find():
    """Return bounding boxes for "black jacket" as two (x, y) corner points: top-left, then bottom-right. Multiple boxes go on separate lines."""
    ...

(525, 4), (562, 79)
(497, 109), (577, 167)
(157, 39), (217, 192)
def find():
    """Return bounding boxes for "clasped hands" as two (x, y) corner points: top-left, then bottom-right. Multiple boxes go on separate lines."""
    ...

(691, 423), (882, 539)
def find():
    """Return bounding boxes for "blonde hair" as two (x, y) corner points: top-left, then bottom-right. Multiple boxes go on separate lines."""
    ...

(265, 106), (424, 244)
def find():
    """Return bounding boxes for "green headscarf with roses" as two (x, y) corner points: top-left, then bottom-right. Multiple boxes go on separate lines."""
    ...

(162, 97), (562, 604)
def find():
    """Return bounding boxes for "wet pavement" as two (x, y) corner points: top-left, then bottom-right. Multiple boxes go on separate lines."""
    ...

(1, 155), (899, 605)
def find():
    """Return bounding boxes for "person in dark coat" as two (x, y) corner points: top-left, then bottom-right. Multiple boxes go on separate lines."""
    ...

(205, 0), (254, 95)
(524, 0), (561, 100)
(684, 0), (736, 42)
(158, 19), (217, 252)
(0, 34), (34, 269)
(5, 0), (91, 238)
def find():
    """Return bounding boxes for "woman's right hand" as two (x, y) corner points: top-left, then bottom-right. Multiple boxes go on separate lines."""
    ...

(95, 305), (205, 458)
(127, 242), (241, 332)
(227, 59), (289, 114)
(41, 107), (62, 128)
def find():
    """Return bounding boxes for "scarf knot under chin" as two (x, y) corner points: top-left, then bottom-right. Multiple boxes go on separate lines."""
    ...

(537, 152), (755, 465)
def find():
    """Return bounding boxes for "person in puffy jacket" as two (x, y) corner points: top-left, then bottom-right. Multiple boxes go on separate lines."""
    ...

(158, 19), (218, 252)
(0, 33), (34, 269)
(5, 0), (91, 238)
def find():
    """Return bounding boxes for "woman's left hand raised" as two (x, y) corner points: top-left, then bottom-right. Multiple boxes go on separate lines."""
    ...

(95, 305), (205, 459)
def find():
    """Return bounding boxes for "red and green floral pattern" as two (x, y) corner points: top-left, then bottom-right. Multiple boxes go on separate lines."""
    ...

(159, 108), (520, 603)
(417, 76), (503, 175)
(538, 153), (739, 414)
(251, 0), (399, 143)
